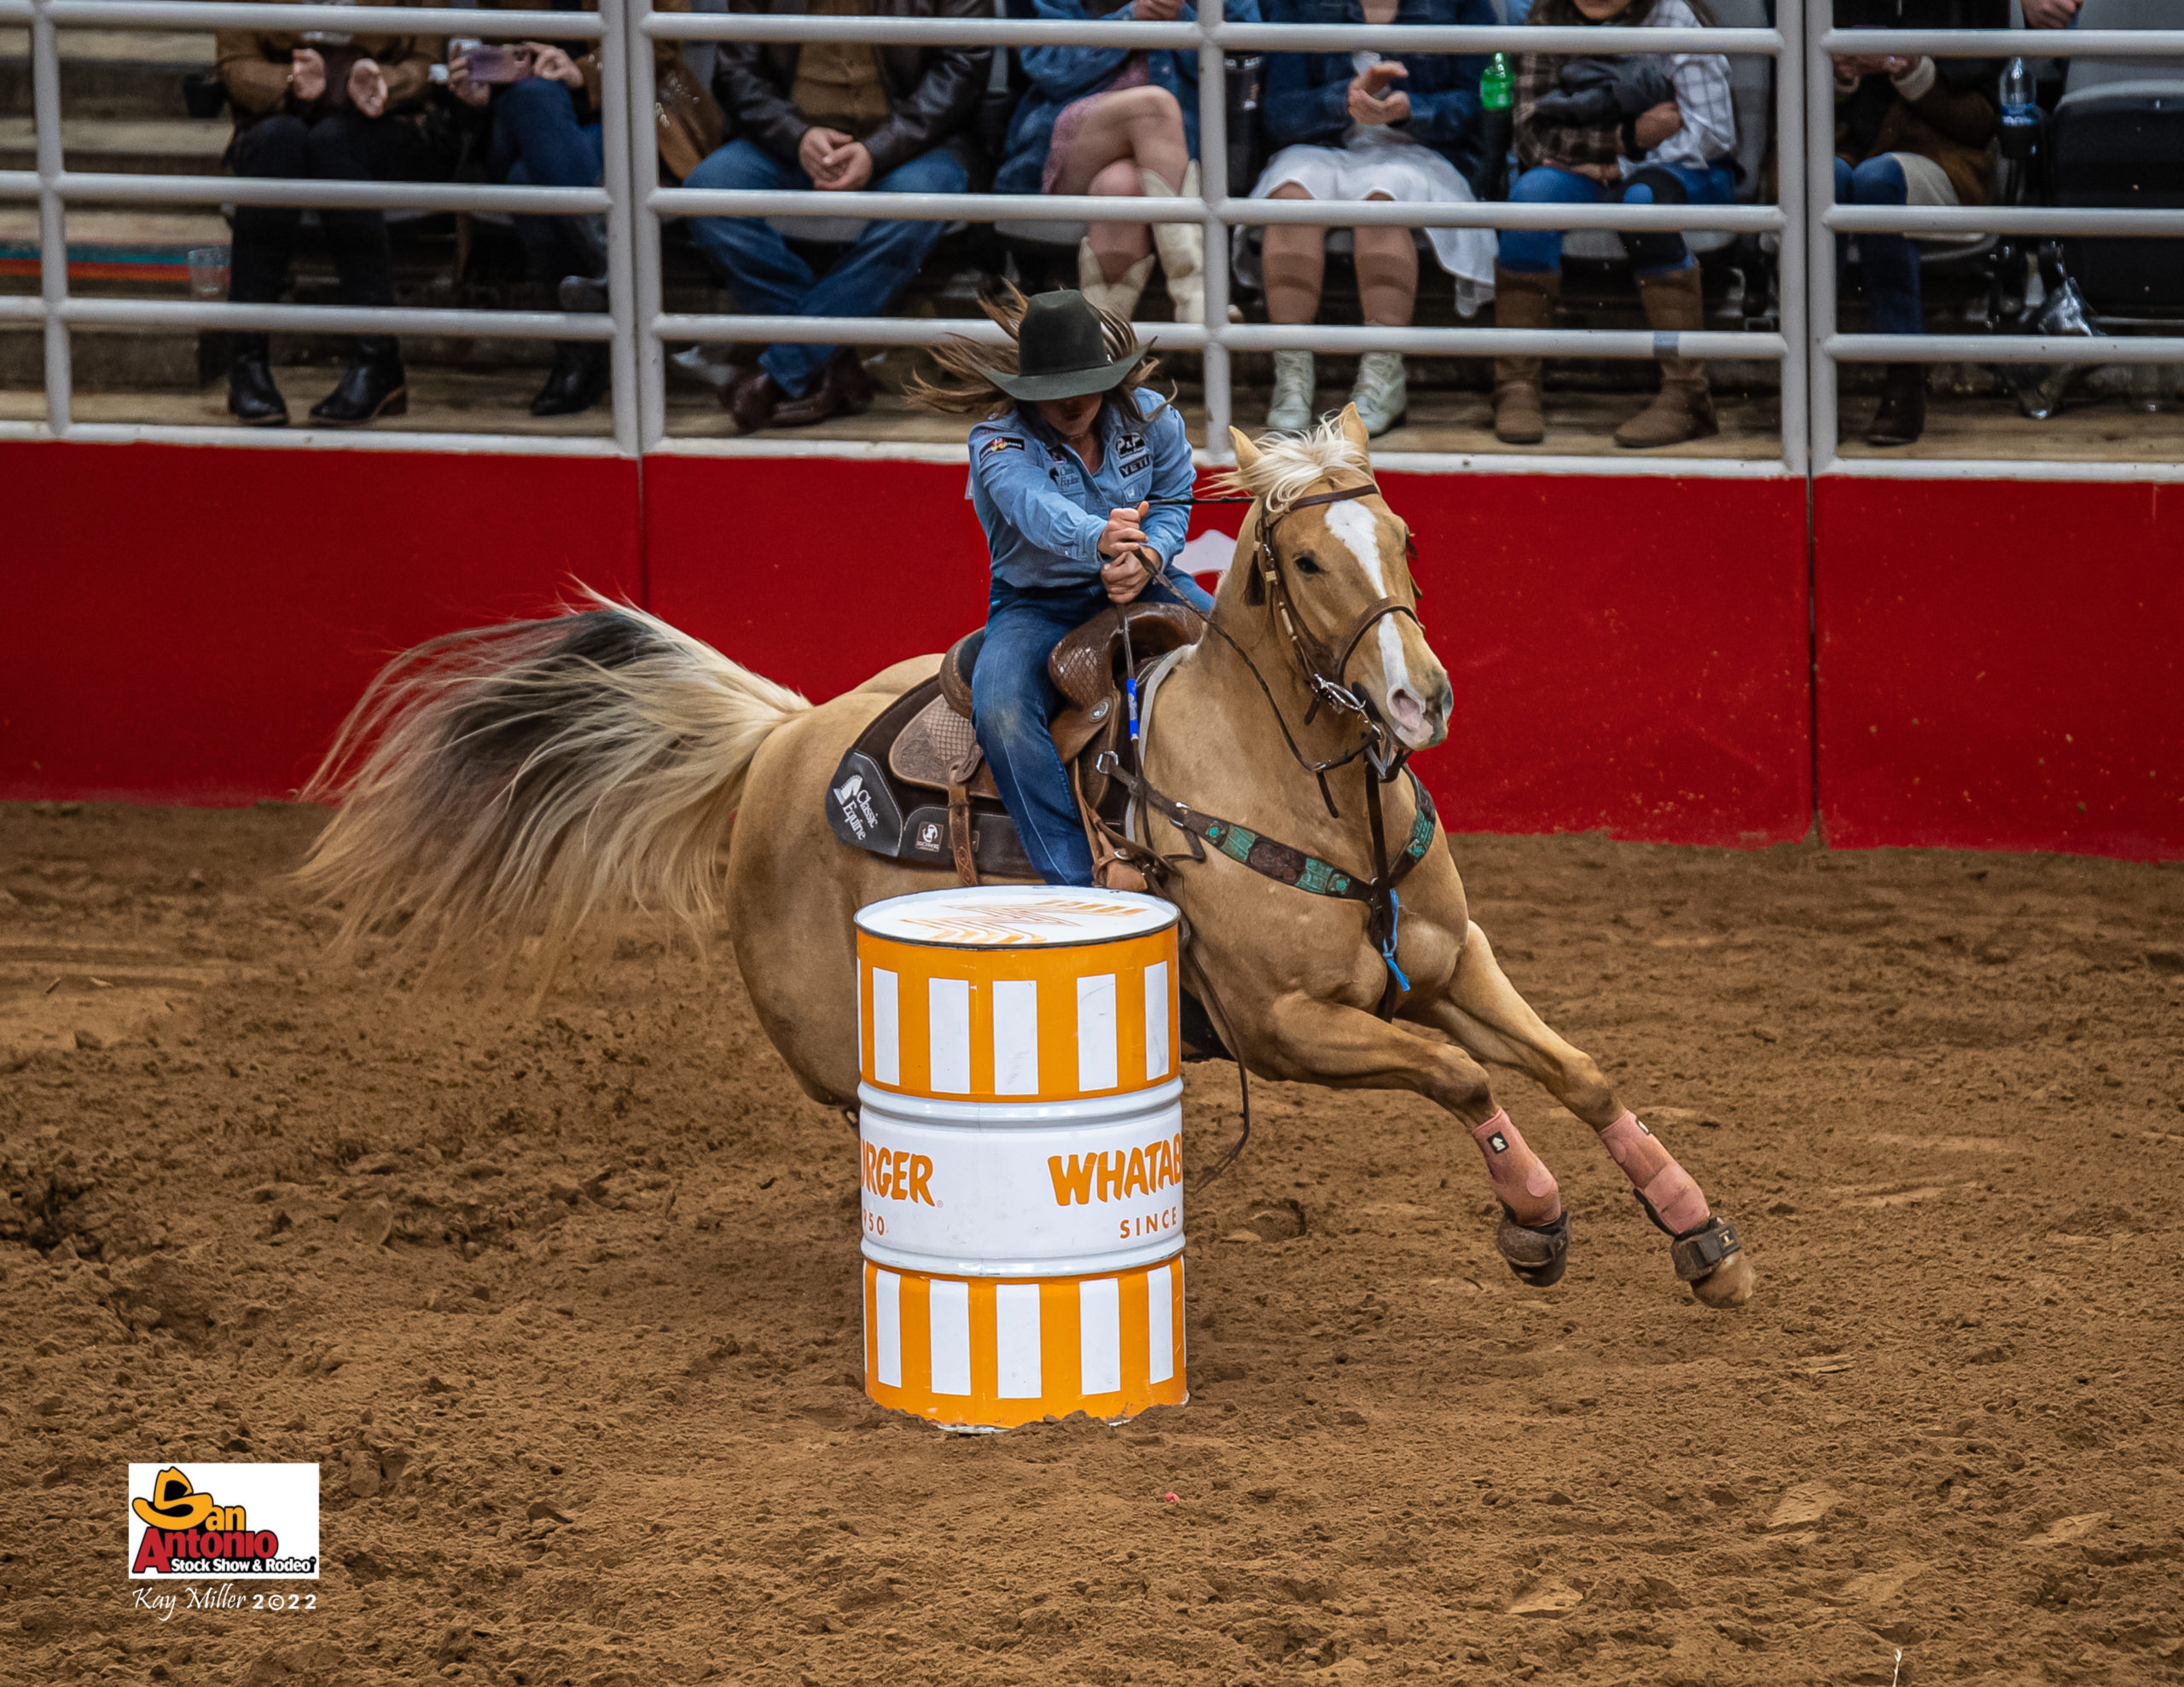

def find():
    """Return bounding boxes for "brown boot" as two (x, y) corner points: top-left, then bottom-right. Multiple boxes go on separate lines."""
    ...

(1616, 265), (1717, 449)
(1491, 264), (1558, 444)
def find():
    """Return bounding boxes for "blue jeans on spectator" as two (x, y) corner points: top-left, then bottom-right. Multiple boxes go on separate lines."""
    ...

(1498, 161), (1735, 277)
(490, 77), (607, 288)
(974, 571), (1215, 887)
(683, 138), (968, 398)
(1834, 154), (1921, 336)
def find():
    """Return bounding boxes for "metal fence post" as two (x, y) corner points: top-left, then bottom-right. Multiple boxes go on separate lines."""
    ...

(624, 0), (667, 453)
(1774, 0), (1806, 477)
(1197, 0), (1231, 461)
(30, 0), (68, 434)
(599, 0), (640, 455)
(1804, 0), (1836, 472)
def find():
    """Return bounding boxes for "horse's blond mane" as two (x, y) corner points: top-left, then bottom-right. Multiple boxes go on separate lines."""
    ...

(1216, 416), (1371, 515)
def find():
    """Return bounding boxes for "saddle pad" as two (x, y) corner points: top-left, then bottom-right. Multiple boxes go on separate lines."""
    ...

(888, 693), (998, 801)
(826, 676), (1034, 880)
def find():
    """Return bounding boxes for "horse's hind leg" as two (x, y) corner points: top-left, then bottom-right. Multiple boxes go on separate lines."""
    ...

(1414, 921), (1756, 1310)
(1257, 993), (1573, 1288)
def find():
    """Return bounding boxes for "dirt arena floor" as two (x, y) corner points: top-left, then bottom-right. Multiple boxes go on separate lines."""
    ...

(3, 800), (2181, 1687)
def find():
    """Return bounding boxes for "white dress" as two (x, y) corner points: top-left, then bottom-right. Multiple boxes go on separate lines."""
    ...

(1249, 51), (1499, 314)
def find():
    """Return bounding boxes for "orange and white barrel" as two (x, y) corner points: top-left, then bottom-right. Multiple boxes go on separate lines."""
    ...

(852, 887), (1188, 1431)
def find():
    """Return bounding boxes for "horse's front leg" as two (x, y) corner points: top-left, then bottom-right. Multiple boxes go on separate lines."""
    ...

(1412, 921), (1755, 1309)
(1252, 990), (1577, 1289)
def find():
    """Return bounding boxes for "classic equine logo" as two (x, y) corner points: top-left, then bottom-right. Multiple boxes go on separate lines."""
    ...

(128, 1464), (319, 1578)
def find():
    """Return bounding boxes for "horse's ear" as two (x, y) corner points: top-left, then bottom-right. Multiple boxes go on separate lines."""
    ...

(1228, 426), (1262, 475)
(1336, 403), (1372, 460)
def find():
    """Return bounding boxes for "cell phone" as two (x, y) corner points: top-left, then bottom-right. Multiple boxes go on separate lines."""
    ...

(465, 44), (530, 84)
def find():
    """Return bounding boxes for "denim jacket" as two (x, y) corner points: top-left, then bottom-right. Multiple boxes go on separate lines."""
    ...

(1259, 0), (1497, 186)
(991, 0), (1262, 196)
(969, 387), (1194, 594)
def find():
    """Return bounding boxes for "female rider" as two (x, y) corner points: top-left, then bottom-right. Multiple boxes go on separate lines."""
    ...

(909, 287), (1215, 887)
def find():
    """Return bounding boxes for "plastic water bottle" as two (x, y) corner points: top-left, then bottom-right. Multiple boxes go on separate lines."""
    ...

(1481, 51), (1513, 112)
(2000, 57), (2039, 165)
(1479, 53), (1513, 200)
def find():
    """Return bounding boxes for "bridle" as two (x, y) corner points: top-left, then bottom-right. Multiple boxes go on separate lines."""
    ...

(1164, 477), (1426, 817)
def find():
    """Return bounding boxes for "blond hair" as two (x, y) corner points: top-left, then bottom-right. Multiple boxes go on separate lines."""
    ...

(1215, 414), (1373, 514)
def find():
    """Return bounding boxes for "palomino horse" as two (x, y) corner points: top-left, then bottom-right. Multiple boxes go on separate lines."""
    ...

(301, 407), (1754, 1309)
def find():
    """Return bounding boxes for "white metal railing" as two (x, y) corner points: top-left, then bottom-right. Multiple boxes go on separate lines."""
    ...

(6, 0), (2183, 478)
(1804, 11), (2184, 480)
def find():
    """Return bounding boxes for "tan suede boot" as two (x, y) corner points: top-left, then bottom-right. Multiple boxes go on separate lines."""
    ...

(1616, 265), (1718, 449)
(1491, 264), (1557, 444)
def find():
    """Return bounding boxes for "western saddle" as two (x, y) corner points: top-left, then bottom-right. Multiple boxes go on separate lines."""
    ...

(823, 600), (1203, 889)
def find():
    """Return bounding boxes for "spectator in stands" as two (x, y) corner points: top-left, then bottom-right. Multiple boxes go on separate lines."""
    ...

(995, 0), (1260, 328)
(686, 0), (991, 433)
(1493, 0), (1736, 450)
(215, 3), (437, 426)
(1251, 0), (1502, 437)
(2022, 0), (2078, 23)
(446, 0), (722, 418)
(1832, 0), (2003, 447)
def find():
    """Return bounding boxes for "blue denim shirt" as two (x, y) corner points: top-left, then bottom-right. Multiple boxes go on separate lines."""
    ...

(1260, 0), (1497, 185)
(991, 0), (1262, 196)
(968, 387), (1195, 594)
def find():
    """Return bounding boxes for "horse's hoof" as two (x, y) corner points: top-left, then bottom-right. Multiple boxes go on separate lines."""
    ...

(1672, 1215), (1753, 1308)
(1495, 1209), (1569, 1288)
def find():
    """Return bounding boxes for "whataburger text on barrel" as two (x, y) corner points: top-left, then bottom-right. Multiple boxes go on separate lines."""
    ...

(850, 888), (1188, 1430)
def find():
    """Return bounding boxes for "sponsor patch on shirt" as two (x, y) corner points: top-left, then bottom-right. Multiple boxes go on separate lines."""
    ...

(1114, 431), (1152, 476)
(983, 435), (1024, 455)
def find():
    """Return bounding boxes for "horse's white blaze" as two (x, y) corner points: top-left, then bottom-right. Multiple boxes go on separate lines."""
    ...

(1325, 496), (1420, 728)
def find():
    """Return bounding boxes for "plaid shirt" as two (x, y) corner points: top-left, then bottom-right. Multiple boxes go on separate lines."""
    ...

(1514, 0), (1735, 178)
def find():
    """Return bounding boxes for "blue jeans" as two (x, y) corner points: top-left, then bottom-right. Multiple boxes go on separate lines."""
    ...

(1498, 161), (1735, 277)
(973, 571), (1217, 887)
(684, 139), (968, 397)
(490, 77), (607, 289)
(1834, 154), (1921, 337)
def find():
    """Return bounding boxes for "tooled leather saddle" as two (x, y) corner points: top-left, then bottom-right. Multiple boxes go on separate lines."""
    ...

(823, 600), (1203, 884)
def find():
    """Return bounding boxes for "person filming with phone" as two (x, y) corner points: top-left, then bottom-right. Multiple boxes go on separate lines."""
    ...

(214, 0), (437, 427)
(444, 0), (720, 418)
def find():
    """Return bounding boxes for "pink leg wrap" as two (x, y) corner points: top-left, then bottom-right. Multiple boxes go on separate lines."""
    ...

(1470, 1110), (1562, 1227)
(1598, 1110), (1710, 1235)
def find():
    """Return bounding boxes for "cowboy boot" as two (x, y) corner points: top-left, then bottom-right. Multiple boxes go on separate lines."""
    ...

(1349, 351), (1408, 437)
(1865, 363), (1926, 447)
(1491, 263), (1557, 444)
(1265, 349), (1316, 432)
(1616, 264), (1718, 449)
(1077, 236), (1154, 323)
(1145, 161), (1240, 325)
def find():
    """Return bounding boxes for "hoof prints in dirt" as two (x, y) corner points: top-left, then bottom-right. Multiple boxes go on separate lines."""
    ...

(3, 802), (2183, 1685)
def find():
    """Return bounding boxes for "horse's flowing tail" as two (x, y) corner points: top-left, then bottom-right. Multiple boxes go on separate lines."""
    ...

(299, 594), (810, 971)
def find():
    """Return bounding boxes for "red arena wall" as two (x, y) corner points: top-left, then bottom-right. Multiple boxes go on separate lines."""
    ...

(1814, 478), (2184, 860)
(6, 440), (2180, 860)
(2, 441), (642, 805)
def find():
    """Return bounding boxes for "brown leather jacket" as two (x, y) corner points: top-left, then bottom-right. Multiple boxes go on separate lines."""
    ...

(215, 0), (436, 128)
(1835, 59), (2000, 206)
(715, 0), (991, 187)
(461, 0), (725, 181)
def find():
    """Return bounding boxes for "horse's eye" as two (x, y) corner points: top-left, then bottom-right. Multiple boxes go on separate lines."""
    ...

(1292, 552), (1324, 576)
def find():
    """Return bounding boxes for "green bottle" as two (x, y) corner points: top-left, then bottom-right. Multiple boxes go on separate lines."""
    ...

(1481, 51), (1513, 111)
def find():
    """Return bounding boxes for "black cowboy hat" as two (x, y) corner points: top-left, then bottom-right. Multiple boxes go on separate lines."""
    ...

(982, 290), (1145, 402)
